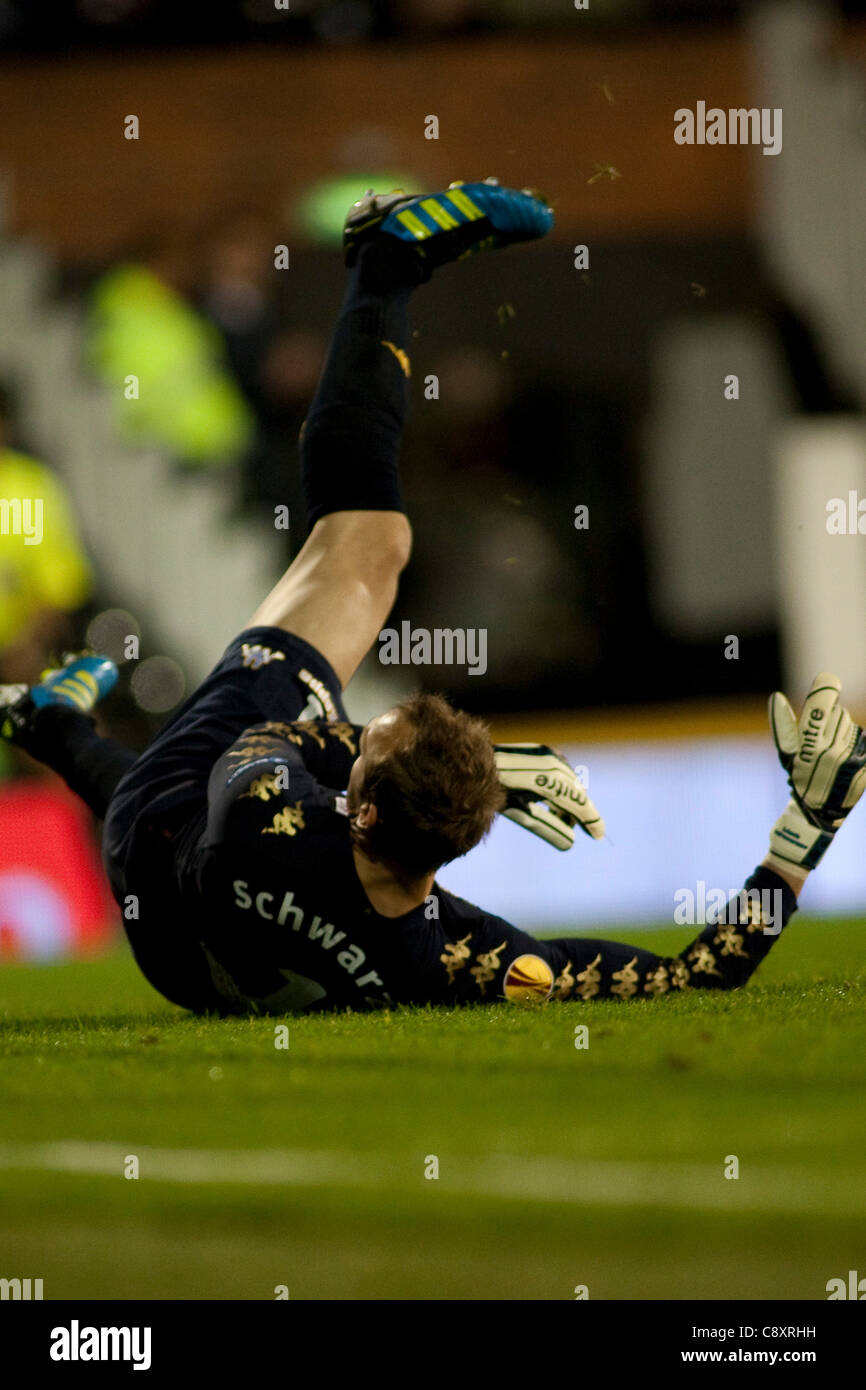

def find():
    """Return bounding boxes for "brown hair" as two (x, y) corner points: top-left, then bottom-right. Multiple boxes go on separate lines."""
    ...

(355, 693), (506, 878)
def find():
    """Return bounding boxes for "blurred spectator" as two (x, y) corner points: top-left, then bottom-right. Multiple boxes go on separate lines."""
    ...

(196, 207), (325, 534)
(237, 326), (325, 527)
(197, 209), (284, 417)
(87, 224), (254, 468)
(0, 381), (93, 689)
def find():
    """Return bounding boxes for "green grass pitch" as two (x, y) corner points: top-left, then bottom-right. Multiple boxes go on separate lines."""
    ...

(1, 918), (864, 1301)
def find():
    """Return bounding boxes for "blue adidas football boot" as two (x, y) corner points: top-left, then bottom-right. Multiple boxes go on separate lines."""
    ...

(343, 177), (553, 275)
(1, 652), (117, 742)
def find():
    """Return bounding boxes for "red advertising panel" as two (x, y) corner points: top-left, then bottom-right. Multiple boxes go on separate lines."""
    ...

(0, 781), (118, 959)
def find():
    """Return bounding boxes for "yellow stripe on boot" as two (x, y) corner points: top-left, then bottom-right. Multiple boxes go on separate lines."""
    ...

(419, 198), (460, 230)
(395, 208), (433, 241)
(445, 188), (485, 221)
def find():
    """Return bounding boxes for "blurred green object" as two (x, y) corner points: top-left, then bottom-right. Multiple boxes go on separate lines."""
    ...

(87, 264), (254, 466)
(297, 173), (420, 245)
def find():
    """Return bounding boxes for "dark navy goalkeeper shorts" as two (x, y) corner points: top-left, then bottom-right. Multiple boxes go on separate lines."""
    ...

(102, 626), (349, 884)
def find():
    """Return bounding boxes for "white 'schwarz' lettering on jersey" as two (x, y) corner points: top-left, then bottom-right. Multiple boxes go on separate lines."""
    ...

(232, 879), (393, 1001)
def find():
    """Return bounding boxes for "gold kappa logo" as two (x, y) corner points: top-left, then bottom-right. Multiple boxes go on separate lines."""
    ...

(240, 773), (284, 803)
(686, 942), (722, 976)
(226, 734), (284, 766)
(327, 721), (358, 753)
(440, 933), (472, 984)
(469, 939), (507, 996)
(669, 958), (691, 990)
(610, 955), (640, 999)
(287, 721), (358, 754)
(262, 802), (306, 837)
(644, 962), (671, 997)
(713, 925), (749, 959)
(226, 723), (298, 772)
(575, 951), (602, 1001)
(241, 643), (286, 671)
(742, 897), (768, 933)
(287, 722), (327, 751)
(551, 960), (576, 1000)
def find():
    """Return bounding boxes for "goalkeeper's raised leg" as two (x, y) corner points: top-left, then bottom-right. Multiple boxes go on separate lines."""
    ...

(247, 179), (553, 691)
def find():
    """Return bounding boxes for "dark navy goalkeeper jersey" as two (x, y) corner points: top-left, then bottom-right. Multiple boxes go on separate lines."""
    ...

(175, 718), (536, 1014)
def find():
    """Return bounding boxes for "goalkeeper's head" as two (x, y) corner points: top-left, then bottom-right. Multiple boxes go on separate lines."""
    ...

(346, 693), (505, 879)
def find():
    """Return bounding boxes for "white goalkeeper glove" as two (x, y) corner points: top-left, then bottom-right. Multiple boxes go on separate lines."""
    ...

(767, 672), (866, 880)
(492, 743), (604, 851)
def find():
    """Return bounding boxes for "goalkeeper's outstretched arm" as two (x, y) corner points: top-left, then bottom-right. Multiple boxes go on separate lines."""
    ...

(761, 672), (866, 894)
(758, 858), (804, 898)
(659, 672), (866, 986)
(485, 676), (864, 1002)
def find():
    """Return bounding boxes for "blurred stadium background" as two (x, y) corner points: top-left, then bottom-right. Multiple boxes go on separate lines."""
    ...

(1, 0), (865, 960)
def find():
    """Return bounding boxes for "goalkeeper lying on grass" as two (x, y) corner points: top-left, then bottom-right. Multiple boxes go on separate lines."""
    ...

(3, 179), (865, 1014)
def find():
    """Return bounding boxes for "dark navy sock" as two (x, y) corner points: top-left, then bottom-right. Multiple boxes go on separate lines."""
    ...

(16, 704), (137, 819)
(300, 242), (420, 530)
